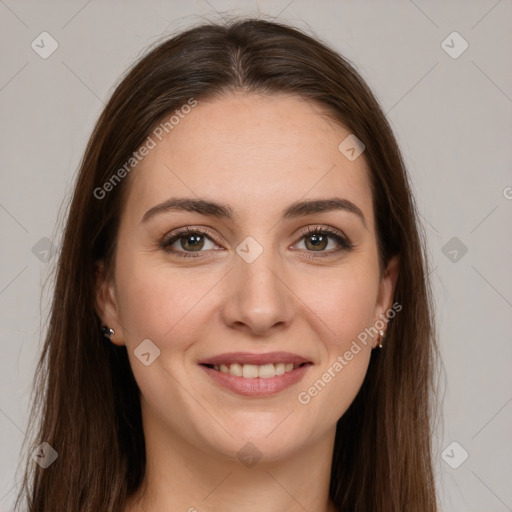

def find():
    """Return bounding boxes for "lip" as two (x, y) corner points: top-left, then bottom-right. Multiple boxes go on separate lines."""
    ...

(198, 351), (311, 366)
(198, 352), (313, 397)
(199, 364), (311, 396)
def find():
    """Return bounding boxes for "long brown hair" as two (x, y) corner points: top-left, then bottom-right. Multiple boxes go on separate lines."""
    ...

(15, 17), (439, 511)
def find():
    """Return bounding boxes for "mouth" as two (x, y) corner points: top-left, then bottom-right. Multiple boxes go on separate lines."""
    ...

(198, 352), (313, 397)
(201, 361), (309, 378)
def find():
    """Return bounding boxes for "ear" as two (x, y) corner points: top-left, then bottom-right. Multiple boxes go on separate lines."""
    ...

(94, 261), (125, 346)
(373, 255), (400, 345)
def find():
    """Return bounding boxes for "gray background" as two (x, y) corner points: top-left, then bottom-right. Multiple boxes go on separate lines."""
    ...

(1, 1), (511, 510)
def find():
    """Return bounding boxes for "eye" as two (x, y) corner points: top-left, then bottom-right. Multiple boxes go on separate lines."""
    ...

(293, 226), (353, 256)
(160, 227), (220, 258)
(160, 225), (353, 259)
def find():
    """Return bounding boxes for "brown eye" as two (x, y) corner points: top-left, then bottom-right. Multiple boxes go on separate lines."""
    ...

(177, 233), (205, 251)
(304, 233), (329, 251)
(160, 228), (219, 257)
(295, 227), (353, 255)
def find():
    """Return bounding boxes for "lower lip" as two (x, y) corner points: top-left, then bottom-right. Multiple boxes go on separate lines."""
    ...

(199, 364), (311, 397)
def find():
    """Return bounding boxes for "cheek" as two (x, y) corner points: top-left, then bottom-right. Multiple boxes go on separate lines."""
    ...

(294, 275), (377, 425)
(332, 283), (377, 344)
(298, 265), (380, 349)
(114, 253), (219, 346)
(114, 259), (215, 408)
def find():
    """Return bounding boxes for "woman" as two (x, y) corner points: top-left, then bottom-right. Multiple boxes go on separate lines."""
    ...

(15, 17), (439, 511)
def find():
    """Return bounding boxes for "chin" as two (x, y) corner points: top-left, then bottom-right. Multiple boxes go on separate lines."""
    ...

(196, 412), (318, 463)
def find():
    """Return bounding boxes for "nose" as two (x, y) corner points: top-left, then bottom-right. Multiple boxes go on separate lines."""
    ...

(219, 247), (296, 337)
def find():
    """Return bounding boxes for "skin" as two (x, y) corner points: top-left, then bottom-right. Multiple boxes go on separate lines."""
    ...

(96, 92), (399, 512)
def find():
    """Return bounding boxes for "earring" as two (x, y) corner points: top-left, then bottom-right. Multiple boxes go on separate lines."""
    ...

(378, 329), (385, 348)
(101, 325), (115, 339)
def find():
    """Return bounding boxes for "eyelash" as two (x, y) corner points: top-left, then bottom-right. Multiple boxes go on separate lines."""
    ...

(159, 225), (353, 259)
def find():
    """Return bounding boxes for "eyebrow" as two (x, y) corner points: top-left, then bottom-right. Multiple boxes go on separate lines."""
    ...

(141, 197), (366, 227)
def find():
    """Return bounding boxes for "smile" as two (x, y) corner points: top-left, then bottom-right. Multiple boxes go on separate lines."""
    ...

(198, 352), (313, 396)
(205, 362), (303, 378)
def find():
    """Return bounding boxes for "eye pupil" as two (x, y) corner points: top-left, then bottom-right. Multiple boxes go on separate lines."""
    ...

(182, 234), (204, 251)
(306, 234), (327, 251)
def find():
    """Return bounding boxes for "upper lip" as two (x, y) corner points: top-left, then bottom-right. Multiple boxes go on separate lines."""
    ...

(198, 351), (312, 366)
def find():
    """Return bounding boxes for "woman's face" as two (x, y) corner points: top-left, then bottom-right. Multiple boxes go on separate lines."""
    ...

(97, 92), (398, 461)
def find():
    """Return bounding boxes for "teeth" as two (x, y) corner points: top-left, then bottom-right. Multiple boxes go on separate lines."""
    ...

(213, 362), (302, 378)
(258, 364), (276, 379)
(230, 363), (243, 377)
(242, 364), (259, 378)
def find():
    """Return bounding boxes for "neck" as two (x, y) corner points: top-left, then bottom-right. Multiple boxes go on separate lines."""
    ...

(125, 401), (337, 512)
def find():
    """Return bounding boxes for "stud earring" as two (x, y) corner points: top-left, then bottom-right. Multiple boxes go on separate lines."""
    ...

(101, 325), (115, 339)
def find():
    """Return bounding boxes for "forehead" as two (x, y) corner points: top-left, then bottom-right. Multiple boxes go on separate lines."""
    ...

(124, 92), (373, 228)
